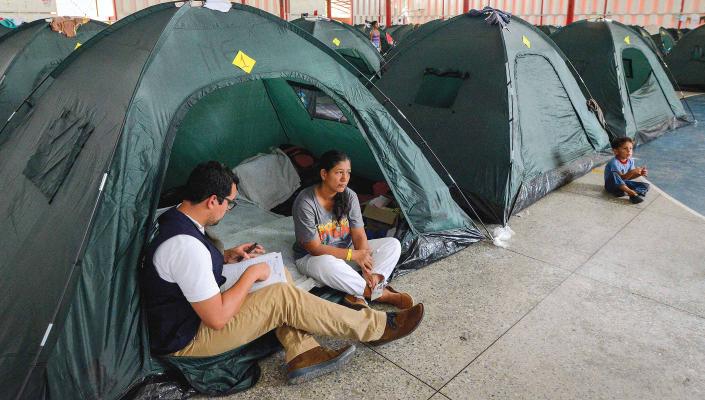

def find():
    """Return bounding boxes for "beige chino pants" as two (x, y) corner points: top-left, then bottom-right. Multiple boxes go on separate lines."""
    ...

(173, 270), (386, 362)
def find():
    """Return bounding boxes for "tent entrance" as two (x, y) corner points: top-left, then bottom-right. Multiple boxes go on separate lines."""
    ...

(158, 76), (397, 289)
(163, 77), (384, 193)
(621, 48), (673, 132)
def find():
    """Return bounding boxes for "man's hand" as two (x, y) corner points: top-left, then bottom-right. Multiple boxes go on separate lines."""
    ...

(640, 166), (648, 177)
(224, 242), (265, 263)
(245, 262), (271, 282)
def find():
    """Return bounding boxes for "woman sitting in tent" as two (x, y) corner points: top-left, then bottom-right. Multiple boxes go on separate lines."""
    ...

(292, 150), (413, 310)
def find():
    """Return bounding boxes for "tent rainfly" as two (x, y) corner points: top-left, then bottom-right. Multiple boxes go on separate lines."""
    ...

(665, 25), (705, 90)
(291, 16), (383, 78)
(0, 3), (482, 399)
(0, 18), (106, 125)
(374, 9), (611, 225)
(553, 20), (690, 143)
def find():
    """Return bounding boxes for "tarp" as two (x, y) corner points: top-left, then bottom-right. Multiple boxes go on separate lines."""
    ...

(0, 18), (106, 125)
(374, 10), (610, 225)
(291, 17), (383, 78)
(552, 20), (690, 143)
(0, 3), (482, 399)
(665, 25), (705, 90)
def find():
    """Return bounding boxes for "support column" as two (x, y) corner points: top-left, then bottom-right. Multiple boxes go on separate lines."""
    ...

(463, 0), (469, 13)
(385, 0), (392, 27)
(677, 0), (686, 28)
(327, 0), (332, 18)
(566, 0), (576, 24)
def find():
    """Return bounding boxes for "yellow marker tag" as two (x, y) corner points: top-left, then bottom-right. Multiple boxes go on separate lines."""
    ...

(624, 35), (631, 45)
(232, 50), (256, 74)
(332, 37), (341, 47)
(74, 42), (82, 50)
(522, 35), (531, 48)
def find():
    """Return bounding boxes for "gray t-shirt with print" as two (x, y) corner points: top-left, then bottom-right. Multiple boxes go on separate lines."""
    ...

(292, 186), (364, 259)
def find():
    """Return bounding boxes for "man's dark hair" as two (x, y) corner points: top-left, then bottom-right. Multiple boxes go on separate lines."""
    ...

(610, 137), (634, 149)
(182, 161), (239, 204)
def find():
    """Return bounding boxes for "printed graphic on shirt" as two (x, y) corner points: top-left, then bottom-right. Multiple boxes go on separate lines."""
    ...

(316, 217), (351, 245)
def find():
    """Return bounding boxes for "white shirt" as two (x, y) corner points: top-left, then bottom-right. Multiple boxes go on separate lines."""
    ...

(153, 212), (220, 302)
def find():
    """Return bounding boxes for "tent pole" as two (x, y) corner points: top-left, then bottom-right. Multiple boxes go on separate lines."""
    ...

(566, 0), (576, 24)
(279, 0), (284, 19)
(539, 0), (544, 25)
(326, 0), (331, 18)
(602, 0), (608, 18)
(463, 0), (469, 13)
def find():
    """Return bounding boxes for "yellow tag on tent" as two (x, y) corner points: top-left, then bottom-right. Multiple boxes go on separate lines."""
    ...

(624, 35), (631, 45)
(522, 35), (531, 48)
(232, 50), (256, 74)
(332, 37), (341, 47)
(74, 42), (82, 50)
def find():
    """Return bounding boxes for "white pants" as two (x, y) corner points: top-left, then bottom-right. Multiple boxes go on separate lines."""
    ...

(295, 237), (402, 297)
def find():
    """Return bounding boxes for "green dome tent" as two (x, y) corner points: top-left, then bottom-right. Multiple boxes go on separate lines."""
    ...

(553, 20), (690, 143)
(628, 24), (665, 58)
(0, 24), (11, 37)
(536, 24), (559, 35)
(651, 26), (677, 55)
(0, 18), (106, 124)
(291, 16), (383, 78)
(384, 18), (444, 61)
(0, 3), (482, 399)
(386, 24), (415, 44)
(665, 25), (705, 90)
(374, 10), (610, 225)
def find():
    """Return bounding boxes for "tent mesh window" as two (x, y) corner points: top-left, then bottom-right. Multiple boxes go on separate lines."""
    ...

(23, 108), (94, 201)
(622, 48), (653, 93)
(290, 82), (349, 123)
(413, 68), (469, 108)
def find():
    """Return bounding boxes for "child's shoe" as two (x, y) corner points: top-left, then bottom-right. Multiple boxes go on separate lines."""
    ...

(629, 195), (644, 204)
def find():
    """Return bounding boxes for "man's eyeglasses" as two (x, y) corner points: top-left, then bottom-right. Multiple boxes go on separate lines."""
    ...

(217, 196), (238, 211)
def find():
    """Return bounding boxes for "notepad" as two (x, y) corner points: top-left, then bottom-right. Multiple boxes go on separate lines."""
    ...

(220, 252), (287, 293)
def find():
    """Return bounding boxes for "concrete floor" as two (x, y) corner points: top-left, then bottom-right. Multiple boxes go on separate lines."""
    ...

(220, 169), (705, 400)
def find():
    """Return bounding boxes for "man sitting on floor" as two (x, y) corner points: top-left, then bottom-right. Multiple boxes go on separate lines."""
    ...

(141, 161), (424, 384)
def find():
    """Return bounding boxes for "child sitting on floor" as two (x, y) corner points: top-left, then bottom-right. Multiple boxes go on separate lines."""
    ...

(604, 137), (650, 204)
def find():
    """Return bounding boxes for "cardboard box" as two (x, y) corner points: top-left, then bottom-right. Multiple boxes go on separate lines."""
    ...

(363, 204), (398, 226)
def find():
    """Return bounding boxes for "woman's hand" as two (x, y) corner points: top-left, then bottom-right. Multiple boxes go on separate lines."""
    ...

(224, 242), (265, 263)
(352, 249), (374, 282)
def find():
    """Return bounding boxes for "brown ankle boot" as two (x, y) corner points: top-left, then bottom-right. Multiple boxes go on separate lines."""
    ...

(343, 294), (370, 311)
(368, 303), (424, 346)
(383, 286), (414, 309)
(286, 345), (356, 384)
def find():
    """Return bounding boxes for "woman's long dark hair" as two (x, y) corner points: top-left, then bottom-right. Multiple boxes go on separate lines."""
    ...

(319, 150), (351, 223)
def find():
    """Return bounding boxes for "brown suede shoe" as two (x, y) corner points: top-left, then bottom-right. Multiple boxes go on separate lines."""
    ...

(286, 345), (356, 384)
(343, 294), (370, 311)
(384, 285), (414, 309)
(368, 303), (424, 346)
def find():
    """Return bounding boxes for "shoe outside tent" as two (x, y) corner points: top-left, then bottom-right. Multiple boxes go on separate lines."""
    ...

(552, 20), (690, 144)
(0, 3), (482, 399)
(373, 8), (611, 225)
(0, 18), (106, 125)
